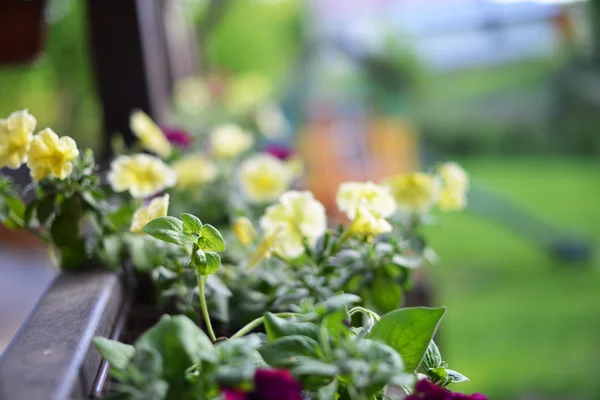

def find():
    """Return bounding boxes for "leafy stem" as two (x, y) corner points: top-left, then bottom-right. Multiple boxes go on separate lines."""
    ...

(230, 312), (301, 339)
(196, 271), (217, 342)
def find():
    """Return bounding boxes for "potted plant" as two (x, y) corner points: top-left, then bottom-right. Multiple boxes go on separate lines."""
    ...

(0, 82), (483, 399)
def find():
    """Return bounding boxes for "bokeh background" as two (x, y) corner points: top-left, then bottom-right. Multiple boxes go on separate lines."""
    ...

(1, 1), (599, 399)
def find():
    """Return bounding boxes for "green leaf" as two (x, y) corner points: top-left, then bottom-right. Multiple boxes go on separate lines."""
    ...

(196, 251), (221, 275)
(264, 312), (319, 342)
(105, 202), (138, 232)
(5, 195), (25, 221)
(366, 269), (403, 314)
(135, 315), (215, 382)
(50, 196), (82, 247)
(180, 213), (202, 233)
(391, 254), (422, 269)
(445, 369), (469, 384)
(292, 359), (339, 377)
(23, 200), (38, 227)
(422, 340), (444, 371)
(323, 308), (351, 340)
(258, 335), (321, 368)
(93, 337), (135, 370)
(36, 195), (56, 225)
(96, 235), (123, 270)
(198, 224), (226, 252)
(317, 379), (338, 400)
(190, 248), (207, 268)
(317, 293), (361, 316)
(369, 307), (445, 372)
(142, 216), (195, 245)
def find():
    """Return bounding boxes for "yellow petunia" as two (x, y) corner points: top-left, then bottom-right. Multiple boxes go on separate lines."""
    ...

(239, 154), (295, 203)
(348, 204), (393, 237)
(0, 110), (36, 169)
(439, 162), (468, 189)
(247, 231), (282, 269)
(224, 73), (271, 114)
(438, 186), (468, 212)
(232, 216), (257, 246)
(173, 77), (209, 115)
(130, 109), (172, 159)
(385, 173), (438, 213)
(172, 155), (219, 189)
(130, 194), (170, 233)
(437, 162), (469, 212)
(108, 153), (177, 199)
(260, 191), (327, 259)
(336, 181), (396, 237)
(27, 128), (79, 182)
(337, 181), (397, 219)
(210, 124), (254, 159)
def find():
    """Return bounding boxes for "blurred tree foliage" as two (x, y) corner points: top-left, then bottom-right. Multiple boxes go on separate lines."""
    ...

(0, 0), (101, 151)
(198, 0), (303, 84)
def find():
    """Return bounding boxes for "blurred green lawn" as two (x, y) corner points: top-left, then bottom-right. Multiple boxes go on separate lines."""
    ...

(424, 156), (600, 400)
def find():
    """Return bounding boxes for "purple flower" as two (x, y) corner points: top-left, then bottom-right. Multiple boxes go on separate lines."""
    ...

(162, 127), (192, 148)
(264, 143), (293, 160)
(222, 369), (303, 400)
(406, 379), (487, 400)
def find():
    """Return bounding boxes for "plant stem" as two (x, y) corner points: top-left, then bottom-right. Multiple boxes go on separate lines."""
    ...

(8, 210), (50, 242)
(230, 312), (301, 339)
(196, 272), (217, 342)
(348, 306), (381, 321)
(330, 227), (352, 257)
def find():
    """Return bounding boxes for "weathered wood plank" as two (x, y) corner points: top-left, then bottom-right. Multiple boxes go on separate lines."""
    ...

(0, 271), (125, 400)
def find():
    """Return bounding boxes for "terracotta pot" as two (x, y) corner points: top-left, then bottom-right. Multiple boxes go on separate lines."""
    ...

(0, 0), (47, 65)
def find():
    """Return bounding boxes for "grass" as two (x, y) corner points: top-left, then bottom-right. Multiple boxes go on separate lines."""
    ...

(423, 156), (600, 399)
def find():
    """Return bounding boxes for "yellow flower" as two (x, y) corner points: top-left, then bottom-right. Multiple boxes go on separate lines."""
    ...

(439, 162), (468, 189)
(348, 204), (393, 237)
(172, 155), (219, 189)
(224, 73), (271, 114)
(130, 109), (172, 159)
(27, 128), (79, 181)
(260, 191), (327, 259)
(108, 154), (177, 199)
(233, 216), (257, 245)
(173, 77), (209, 115)
(0, 110), (36, 169)
(239, 154), (295, 203)
(437, 162), (469, 212)
(385, 173), (438, 213)
(210, 124), (254, 159)
(130, 194), (170, 233)
(336, 181), (396, 237)
(247, 232), (282, 269)
(336, 181), (396, 220)
(438, 187), (467, 212)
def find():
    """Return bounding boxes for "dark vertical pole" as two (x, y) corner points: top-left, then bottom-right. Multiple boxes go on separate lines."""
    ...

(87, 0), (197, 162)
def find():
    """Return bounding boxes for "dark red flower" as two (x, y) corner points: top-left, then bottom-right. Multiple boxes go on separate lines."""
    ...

(222, 389), (248, 400)
(264, 143), (293, 160)
(406, 379), (487, 400)
(221, 369), (303, 400)
(162, 127), (192, 148)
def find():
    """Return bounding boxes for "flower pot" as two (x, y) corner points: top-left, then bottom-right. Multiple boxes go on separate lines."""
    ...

(0, 0), (47, 65)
